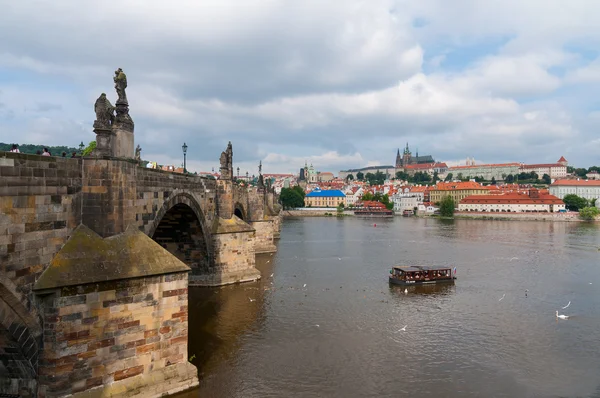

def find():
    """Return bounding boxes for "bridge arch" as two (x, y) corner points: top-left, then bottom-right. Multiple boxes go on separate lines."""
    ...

(234, 202), (246, 221)
(148, 191), (212, 272)
(0, 274), (42, 395)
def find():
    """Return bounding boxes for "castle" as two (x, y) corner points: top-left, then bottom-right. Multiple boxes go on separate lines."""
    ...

(395, 143), (434, 168)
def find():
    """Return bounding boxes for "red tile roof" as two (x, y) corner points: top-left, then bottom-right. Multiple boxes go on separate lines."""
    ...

(461, 193), (563, 205)
(551, 179), (600, 186)
(450, 163), (520, 170)
(405, 163), (435, 170)
(558, 156), (567, 162)
(433, 182), (489, 191)
(521, 163), (564, 169)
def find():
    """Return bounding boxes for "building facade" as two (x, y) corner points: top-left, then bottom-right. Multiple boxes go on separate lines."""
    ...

(429, 181), (490, 204)
(392, 195), (419, 213)
(519, 157), (568, 180)
(449, 162), (520, 181)
(549, 179), (600, 200)
(459, 190), (565, 213)
(305, 189), (346, 207)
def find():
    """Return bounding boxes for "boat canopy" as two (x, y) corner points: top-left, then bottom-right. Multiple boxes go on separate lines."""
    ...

(392, 265), (452, 273)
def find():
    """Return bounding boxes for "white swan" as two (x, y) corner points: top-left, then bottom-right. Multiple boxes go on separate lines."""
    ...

(562, 301), (571, 309)
(556, 311), (569, 320)
(499, 294), (505, 301)
(303, 283), (307, 288)
(404, 288), (408, 294)
(249, 298), (255, 302)
(399, 325), (407, 332)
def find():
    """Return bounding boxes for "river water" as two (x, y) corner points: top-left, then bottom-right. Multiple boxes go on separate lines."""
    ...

(177, 217), (600, 398)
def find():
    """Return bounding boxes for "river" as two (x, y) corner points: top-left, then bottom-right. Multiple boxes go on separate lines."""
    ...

(176, 217), (600, 398)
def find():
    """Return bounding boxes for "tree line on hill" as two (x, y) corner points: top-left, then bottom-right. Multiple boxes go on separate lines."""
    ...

(1, 142), (82, 156)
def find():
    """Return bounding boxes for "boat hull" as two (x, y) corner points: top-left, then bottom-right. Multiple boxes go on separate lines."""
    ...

(389, 276), (455, 286)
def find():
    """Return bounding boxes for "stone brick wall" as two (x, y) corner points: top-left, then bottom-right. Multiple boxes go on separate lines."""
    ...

(247, 187), (265, 222)
(250, 220), (277, 254)
(38, 272), (197, 397)
(0, 152), (81, 310)
(81, 158), (137, 238)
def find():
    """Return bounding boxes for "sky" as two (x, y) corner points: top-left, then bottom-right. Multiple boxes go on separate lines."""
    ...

(1, 1), (599, 175)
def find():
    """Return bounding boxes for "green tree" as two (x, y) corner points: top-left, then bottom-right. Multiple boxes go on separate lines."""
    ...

(439, 195), (455, 217)
(356, 171), (364, 181)
(346, 174), (354, 181)
(579, 207), (599, 220)
(82, 141), (96, 157)
(336, 202), (345, 216)
(563, 194), (588, 211)
(432, 171), (440, 183)
(444, 173), (453, 182)
(505, 174), (514, 183)
(574, 168), (588, 177)
(361, 192), (374, 201)
(280, 187), (305, 209)
(591, 198), (597, 207)
(491, 177), (497, 185)
(396, 171), (409, 180)
(542, 174), (551, 185)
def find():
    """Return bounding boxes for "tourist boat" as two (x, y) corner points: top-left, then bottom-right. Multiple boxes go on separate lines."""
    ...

(389, 265), (456, 286)
(402, 209), (414, 217)
(354, 208), (394, 217)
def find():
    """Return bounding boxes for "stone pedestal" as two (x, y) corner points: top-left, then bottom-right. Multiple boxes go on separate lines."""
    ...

(92, 124), (115, 157)
(113, 100), (135, 158)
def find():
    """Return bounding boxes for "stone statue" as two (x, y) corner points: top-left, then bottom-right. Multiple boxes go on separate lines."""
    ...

(219, 150), (229, 179)
(114, 68), (128, 104)
(226, 141), (233, 176)
(93, 93), (115, 129)
(135, 145), (142, 160)
(258, 160), (262, 175)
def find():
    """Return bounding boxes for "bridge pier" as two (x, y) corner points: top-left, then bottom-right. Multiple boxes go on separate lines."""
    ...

(33, 225), (198, 398)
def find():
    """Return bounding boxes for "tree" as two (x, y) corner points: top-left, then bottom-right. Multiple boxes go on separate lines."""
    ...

(505, 174), (514, 183)
(444, 173), (453, 182)
(356, 171), (364, 181)
(542, 174), (551, 185)
(432, 171), (440, 183)
(457, 173), (463, 181)
(82, 141), (96, 156)
(579, 207), (599, 220)
(396, 171), (409, 181)
(592, 198), (597, 207)
(439, 195), (455, 217)
(575, 168), (588, 177)
(280, 187), (304, 209)
(563, 194), (588, 211)
(361, 192), (374, 201)
(491, 177), (497, 185)
(346, 174), (354, 181)
(336, 202), (345, 216)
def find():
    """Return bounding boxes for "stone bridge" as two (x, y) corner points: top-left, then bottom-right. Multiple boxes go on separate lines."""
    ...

(0, 70), (285, 398)
(0, 150), (281, 397)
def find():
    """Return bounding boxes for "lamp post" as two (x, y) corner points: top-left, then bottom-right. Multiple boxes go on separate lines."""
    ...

(182, 142), (188, 174)
(79, 141), (85, 154)
(246, 171), (249, 181)
(237, 167), (240, 179)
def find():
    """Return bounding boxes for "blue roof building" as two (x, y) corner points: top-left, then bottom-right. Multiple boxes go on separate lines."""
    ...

(305, 189), (346, 208)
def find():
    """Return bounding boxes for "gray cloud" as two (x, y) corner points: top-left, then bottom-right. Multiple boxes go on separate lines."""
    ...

(0, 0), (599, 172)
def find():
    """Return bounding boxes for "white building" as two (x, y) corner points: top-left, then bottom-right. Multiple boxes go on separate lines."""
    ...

(345, 187), (364, 207)
(519, 157), (568, 180)
(449, 162), (520, 181)
(392, 195), (419, 213)
(549, 179), (600, 200)
(459, 190), (565, 213)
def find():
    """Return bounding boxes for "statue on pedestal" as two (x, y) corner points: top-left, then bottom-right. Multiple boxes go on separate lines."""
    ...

(135, 145), (142, 161)
(93, 93), (115, 129)
(114, 68), (128, 104)
(219, 142), (234, 180)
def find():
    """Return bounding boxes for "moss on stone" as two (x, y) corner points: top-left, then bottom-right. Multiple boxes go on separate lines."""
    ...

(34, 224), (190, 291)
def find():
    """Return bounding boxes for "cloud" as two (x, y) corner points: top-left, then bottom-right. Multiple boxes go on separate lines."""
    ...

(0, 0), (599, 171)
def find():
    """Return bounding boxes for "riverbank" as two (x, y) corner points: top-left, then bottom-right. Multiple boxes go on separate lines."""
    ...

(446, 211), (585, 222)
(283, 209), (354, 217)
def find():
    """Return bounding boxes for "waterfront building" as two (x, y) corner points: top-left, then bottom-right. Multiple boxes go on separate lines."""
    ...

(549, 179), (600, 200)
(519, 157), (568, 180)
(449, 162), (520, 181)
(429, 181), (489, 204)
(305, 189), (346, 208)
(459, 189), (565, 213)
(392, 195), (419, 213)
(345, 187), (364, 207)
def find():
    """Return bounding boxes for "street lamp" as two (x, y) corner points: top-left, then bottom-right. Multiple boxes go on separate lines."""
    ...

(79, 141), (85, 154)
(182, 143), (188, 174)
(237, 167), (240, 178)
(246, 171), (249, 180)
